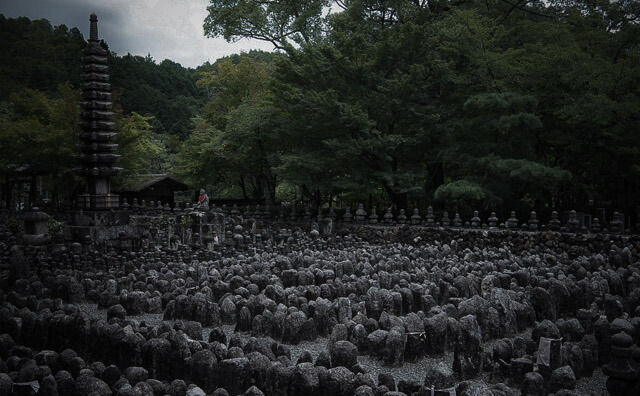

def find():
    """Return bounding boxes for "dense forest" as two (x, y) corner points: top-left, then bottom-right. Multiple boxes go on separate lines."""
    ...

(1, 0), (639, 220)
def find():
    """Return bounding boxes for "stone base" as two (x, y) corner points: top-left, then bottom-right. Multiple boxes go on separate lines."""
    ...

(74, 209), (130, 227)
(76, 194), (120, 210)
(66, 224), (133, 243)
(67, 209), (132, 243)
(22, 233), (51, 246)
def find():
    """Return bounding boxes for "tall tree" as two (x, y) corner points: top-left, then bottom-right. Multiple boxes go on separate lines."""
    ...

(203, 0), (330, 49)
(0, 84), (79, 206)
(179, 52), (281, 204)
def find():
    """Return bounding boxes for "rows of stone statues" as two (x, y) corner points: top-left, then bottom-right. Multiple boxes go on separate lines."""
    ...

(119, 197), (631, 235)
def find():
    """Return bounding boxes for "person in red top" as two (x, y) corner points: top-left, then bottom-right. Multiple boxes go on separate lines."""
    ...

(196, 188), (209, 208)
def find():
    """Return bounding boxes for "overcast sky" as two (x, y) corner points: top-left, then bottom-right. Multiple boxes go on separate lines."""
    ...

(0, 0), (275, 68)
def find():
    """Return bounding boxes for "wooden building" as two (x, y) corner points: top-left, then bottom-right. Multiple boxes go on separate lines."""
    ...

(116, 175), (189, 207)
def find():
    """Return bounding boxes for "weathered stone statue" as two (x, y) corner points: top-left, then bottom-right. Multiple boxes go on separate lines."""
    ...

(488, 212), (498, 228)
(410, 208), (421, 225)
(354, 203), (367, 223)
(194, 189), (209, 209)
(471, 211), (481, 228)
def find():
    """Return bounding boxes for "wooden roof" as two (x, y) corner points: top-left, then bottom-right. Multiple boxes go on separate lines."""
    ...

(116, 175), (189, 193)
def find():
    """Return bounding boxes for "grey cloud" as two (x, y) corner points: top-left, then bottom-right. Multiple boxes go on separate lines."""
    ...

(0, 0), (274, 68)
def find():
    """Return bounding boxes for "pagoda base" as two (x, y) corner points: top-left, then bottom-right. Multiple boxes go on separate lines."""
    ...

(66, 208), (131, 243)
(76, 193), (120, 210)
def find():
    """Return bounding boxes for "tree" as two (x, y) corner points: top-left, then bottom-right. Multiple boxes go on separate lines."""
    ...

(197, 55), (275, 130)
(180, 52), (281, 204)
(440, 92), (571, 211)
(271, 2), (460, 209)
(175, 118), (227, 193)
(0, 84), (79, 206)
(113, 112), (168, 182)
(0, 16), (85, 100)
(492, 1), (640, 212)
(203, 0), (330, 49)
(200, 0), (640, 216)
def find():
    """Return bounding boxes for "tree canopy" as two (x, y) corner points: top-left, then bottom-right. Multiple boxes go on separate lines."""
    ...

(199, 0), (640, 217)
(2, 1), (639, 218)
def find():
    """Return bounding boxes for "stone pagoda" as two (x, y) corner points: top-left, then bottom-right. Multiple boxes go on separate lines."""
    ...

(74, 13), (121, 210)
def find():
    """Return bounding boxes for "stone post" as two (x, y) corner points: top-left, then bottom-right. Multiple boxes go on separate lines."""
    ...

(603, 332), (640, 396)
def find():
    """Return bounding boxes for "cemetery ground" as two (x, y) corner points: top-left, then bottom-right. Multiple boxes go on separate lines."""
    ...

(1, 213), (639, 396)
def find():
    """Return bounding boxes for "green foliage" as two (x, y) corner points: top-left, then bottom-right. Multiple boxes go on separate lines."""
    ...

(267, 1), (481, 208)
(155, 214), (172, 229)
(203, 0), (329, 49)
(44, 217), (64, 237)
(479, 157), (572, 186)
(6, 216), (23, 233)
(113, 112), (168, 182)
(175, 119), (223, 190)
(435, 180), (486, 202)
(180, 215), (193, 229)
(0, 14), (206, 143)
(197, 55), (275, 129)
(109, 55), (206, 139)
(0, 16), (85, 101)
(0, 84), (80, 202)
(3, 2), (640, 216)
(199, 0), (640, 213)
(179, 52), (281, 204)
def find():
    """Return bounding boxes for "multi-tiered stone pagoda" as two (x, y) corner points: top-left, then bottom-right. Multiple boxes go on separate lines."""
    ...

(74, 13), (121, 210)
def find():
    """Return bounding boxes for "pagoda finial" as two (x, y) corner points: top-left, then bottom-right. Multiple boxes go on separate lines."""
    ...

(89, 13), (98, 41)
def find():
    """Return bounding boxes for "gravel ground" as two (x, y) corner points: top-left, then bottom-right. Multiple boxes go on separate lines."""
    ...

(78, 303), (609, 394)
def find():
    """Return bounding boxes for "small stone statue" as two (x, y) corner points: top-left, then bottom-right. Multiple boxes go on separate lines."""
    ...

(528, 211), (538, 231)
(383, 207), (394, 225)
(397, 209), (407, 224)
(426, 206), (436, 227)
(549, 211), (560, 231)
(453, 212), (462, 227)
(343, 207), (352, 223)
(254, 204), (263, 220)
(567, 210), (580, 232)
(354, 204), (367, 223)
(441, 211), (450, 227)
(369, 206), (379, 224)
(591, 217), (601, 233)
(471, 211), (481, 228)
(195, 189), (209, 209)
(488, 212), (498, 228)
(603, 331), (640, 395)
(411, 208), (421, 225)
(507, 211), (518, 229)
(609, 212), (623, 233)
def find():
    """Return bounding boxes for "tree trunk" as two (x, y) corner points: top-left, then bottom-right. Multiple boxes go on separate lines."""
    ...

(239, 174), (248, 200)
(383, 184), (408, 210)
(427, 162), (444, 194)
(261, 167), (276, 206)
(2, 180), (13, 210)
(28, 175), (38, 208)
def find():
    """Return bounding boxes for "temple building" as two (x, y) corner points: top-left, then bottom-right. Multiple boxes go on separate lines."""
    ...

(115, 174), (189, 208)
